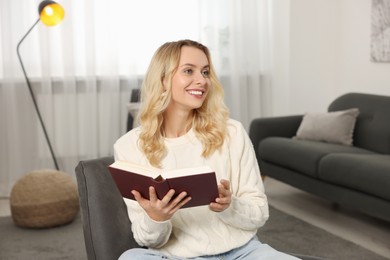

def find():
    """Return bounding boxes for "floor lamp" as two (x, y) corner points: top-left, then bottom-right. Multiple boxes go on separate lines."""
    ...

(12, 2), (79, 229)
(16, 0), (65, 170)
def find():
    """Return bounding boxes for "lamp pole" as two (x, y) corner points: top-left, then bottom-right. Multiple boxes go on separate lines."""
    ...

(16, 18), (60, 171)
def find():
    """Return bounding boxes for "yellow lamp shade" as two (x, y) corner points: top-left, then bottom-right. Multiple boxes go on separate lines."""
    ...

(38, 1), (65, 26)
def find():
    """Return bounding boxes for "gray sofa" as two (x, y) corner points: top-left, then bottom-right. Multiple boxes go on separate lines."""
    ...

(249, 92), (390, 222)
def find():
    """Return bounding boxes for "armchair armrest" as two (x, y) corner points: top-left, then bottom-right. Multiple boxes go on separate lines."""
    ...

(249, 115), (303, 162)
(75, 156), (140, 260)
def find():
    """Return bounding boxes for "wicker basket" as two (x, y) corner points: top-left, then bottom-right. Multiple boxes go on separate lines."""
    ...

(10, 169), (79, 228)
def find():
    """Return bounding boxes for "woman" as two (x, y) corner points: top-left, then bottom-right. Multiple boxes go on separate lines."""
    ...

(114, 39), (299, 259)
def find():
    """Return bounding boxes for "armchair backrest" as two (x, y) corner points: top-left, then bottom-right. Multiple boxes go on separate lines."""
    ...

(75, 156), (140, 260)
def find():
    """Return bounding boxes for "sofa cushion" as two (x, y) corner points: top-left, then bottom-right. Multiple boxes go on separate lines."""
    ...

(328, 93), (390, 154)
(318, 154), (390, 201)
(294, 108), (359, 146)
(259, 137), (374, 178)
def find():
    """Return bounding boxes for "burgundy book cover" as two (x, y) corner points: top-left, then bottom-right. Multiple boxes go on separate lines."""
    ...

(108, 165), (219, 208)
(165, 173), (219, 208)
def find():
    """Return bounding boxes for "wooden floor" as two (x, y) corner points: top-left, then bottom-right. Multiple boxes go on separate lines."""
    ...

(0, 198), (10, 217)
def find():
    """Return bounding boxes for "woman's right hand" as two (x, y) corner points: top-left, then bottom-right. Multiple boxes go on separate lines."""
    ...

(132, 187), (191, 221)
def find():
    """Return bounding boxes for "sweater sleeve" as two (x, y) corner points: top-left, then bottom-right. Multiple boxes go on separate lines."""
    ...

(124, 199), (172, 248)
(113, 132), (172, 248)
(217, 120), (269, 230)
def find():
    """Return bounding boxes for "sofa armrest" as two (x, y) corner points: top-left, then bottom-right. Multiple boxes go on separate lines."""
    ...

(249, 115), (303, 162)
(75, 157), (140, 260)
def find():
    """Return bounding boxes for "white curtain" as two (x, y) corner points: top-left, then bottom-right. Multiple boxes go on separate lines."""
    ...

(0, 0), (272, 197)
(199, 0), (273, 129)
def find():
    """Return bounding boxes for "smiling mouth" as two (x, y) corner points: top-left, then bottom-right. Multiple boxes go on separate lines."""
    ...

(187, 90), (205, 96)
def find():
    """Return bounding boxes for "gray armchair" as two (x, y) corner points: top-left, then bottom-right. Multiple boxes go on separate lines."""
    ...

(75, 156), (141, 260)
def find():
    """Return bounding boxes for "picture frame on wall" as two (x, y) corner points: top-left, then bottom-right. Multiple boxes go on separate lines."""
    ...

(371, 0), (390, 62)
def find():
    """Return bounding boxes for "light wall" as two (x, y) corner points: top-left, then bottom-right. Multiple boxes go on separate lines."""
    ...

(270, 0), (390, 116)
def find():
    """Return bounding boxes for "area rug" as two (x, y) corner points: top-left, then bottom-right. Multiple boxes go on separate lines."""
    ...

(0, 206), (387, 260)
(258, 207), (388, 260)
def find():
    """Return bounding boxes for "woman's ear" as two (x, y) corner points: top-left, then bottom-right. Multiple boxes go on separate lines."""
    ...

(162, 77), (167, 90)
(161, 76), (168, 93)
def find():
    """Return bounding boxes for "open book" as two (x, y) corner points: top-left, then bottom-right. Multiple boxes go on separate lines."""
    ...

(108, 160), (219, 208)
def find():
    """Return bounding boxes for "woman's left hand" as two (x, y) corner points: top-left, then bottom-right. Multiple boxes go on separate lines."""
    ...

(210, 179), (232, 212)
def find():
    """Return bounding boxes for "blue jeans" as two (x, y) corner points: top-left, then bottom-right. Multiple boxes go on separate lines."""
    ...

(118, 236), (300, 260)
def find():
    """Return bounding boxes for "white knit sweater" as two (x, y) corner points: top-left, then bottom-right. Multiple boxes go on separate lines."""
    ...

(113, 119), (269, 258)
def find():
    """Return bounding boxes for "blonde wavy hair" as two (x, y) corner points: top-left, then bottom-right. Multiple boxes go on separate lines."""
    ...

(138, 39), (229, 168)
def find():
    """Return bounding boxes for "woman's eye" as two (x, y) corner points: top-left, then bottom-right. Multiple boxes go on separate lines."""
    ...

(184, 69), (193, 74)
(202, 70), (210, 77)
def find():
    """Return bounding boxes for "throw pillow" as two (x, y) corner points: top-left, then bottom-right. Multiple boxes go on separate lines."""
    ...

(294, 108), (360, 145)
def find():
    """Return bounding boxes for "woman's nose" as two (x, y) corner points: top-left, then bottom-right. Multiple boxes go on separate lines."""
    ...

(195, 72), (207, 85)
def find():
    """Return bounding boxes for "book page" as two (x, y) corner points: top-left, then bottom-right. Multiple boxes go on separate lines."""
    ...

(111, 161), (214, 179)
(110, 160), (161, 178)
(163, 166), (214, 179)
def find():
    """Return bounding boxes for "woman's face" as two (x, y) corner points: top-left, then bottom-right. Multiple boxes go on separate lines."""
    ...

(167, 46), (211, 113)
